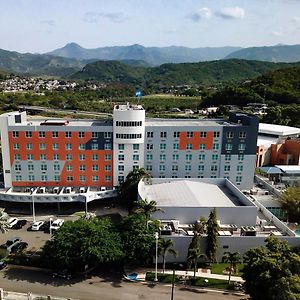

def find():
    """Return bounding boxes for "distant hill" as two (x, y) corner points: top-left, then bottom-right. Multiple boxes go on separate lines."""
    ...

(71, 59), (300, 86)
(225, 44), (300, 63)
(48, 43), (242, 66)
(0, 48), (86, 76)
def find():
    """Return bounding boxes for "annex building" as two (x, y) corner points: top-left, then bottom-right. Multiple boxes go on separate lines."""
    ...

(0, 104), (259, 203)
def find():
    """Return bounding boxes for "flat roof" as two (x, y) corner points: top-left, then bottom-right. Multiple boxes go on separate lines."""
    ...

(259, 123), (300, 136)
(275, 165), (300, 174)
(26, 118), (113, 127)
(140, 180), (240, 207)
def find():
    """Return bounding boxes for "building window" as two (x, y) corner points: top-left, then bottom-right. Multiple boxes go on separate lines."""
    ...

(92, 154), (98, 161)
(133, 154), (139, 161)
(65, 131), (72, 138)
(236, 176), (242, 183)
(15, 164), (21, 171)
(118, 144), (125, 150)
(173, 143), (179, 150)
(211, 165), (218, 171)
(146, 165), (152, 171)
(213, 143), (219, 150)
(133, 144), (139, 150)
(53, 154), (59, 160)
(104, 132), (111, 138)
(92, 165), (99, 171)
(12, 131), (19, 138)
(133, 165), (139, 171)
(78, 132), (85, 138)
(54, 165), (60, 171)
(237, 165), (243, 172)
(224, 176), (230, 180)
(26, 131), (32, 138)
(239, 131), (247, 138)
(238, 154), (244, 161)
(212, 154), (218, 161)
(66, 143), (72, 150)
(118, 176), (124, 183)
(104, 144), (112, 150)
(79, 154), (85, 161)
(147, 132), (153, 138)
(224, 165), (231, 171)
(67, 165), (73, 171)
(91, 144), (98, 150)
(26, 143), (33, 150)
(160, 132), (167, 138)
(173, 154), (179, 161)
(159, 154), (166, 161)
(200, 131), (207, 138)
(118, 165), (124, 171)
(105, 175), (111, 182)
(211, 175), (217, 178)
(29, 175), (35, 181)
(52, 131), (59, 138)
(159, 165), (165, 171)
(227, 132), (234, 138)
(199, 154), (205, 161)
(105, 165), (111, 171)
(118, 154), (124, 161)
(187, 132), (193, 138)
(160, 143), (166, 150)
(41, 175), (48, 182)
(67, 176), (73, 182)
(79, 165), (86, 171)
(13, 143), (20, 150)
(172, 165), (178, 171)
(186, 154), (192, 161)
(225, 143), (232, 151)
(198, 165), (204, 171)
(39, 131), (45, 138)
(80, 175), (86, 182)
(54, 175), (60, 182)
(14, 154), (21, 160)
(185, 165), (192, 171)
(214, 131), (220, 138)
(185, 175), (191, 178)
(173, 132), (180, 138)
(147, 154), (153, 161)
(40, 154), (46, 160)
(199, 143), (206, 150)
(79, 143), (86, 150)
(92, 132), (98, 138)
(238, 143), (246, 151)
(41, 164), (47, 171)
(53, 143), (59, 150)
(66, 154), (73, 160)
(27, 154), (33, 160)
(225, 154), (231, 161)
(186, 144), (193, 150)
(147, 144), (153, 150)
(16, 175), (22, 181)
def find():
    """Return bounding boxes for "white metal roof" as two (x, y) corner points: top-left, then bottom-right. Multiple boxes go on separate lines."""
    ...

(275, 165), (300, 174)
(141, 180), (237, 207)
(259, 123), (300, 137)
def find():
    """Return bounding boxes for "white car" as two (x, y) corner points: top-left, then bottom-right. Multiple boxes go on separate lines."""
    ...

(31, 221), (45, 231)
(8, 217), (19, 228)
(50, 219), (64, 231)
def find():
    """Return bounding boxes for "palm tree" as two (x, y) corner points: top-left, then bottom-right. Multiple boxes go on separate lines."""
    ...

(158, 238), (177, 273)
(134, 198), (163, 227)
(0, 208), (9, 233)
(222, 251), (242, 284)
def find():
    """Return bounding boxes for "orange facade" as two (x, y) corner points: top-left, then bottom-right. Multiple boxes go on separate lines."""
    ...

(179, 131), (214, 150)
(270, 139), (300, 166)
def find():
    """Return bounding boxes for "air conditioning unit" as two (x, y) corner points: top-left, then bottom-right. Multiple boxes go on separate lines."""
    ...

(40, 187), (46, 194)
(100, 187), (106, 191)
(79, 187), (85, 193)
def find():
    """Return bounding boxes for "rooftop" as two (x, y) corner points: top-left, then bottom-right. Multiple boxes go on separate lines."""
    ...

(275, 165), (300, 174)
(257, 135), (278, 147)
(259, 123), (300, 137)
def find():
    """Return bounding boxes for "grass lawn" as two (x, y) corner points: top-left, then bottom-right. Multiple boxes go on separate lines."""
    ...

(210, 263), (244, 276)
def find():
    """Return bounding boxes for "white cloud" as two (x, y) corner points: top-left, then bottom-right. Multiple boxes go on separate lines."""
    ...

(83, 12), (127, 23)
(187, 7), (212, 22)
(292, 16), (300, 27)
(40, 20), (55, 26)
(271, 31), (284, 36)
(218, 7), (245, 20)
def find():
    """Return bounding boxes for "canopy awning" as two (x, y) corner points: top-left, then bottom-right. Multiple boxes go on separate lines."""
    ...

(259, 166), (283, 174)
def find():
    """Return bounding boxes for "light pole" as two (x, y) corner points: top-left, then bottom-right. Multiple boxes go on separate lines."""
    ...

(31, 188), (36, 223)
(155, 232), (159, 282)
(49, 217), (53, 236)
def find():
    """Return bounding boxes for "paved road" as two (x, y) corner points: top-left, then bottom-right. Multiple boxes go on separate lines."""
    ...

(0, 266), (247, 300)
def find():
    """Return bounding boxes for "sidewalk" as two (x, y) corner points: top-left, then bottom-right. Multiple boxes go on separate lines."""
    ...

(0, 289), (75, 300)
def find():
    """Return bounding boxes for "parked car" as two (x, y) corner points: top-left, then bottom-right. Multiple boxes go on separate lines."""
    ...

(5, 237), (21, 248)
(0, 261), (7, 269)
(41, 221), (51, 233)
(31, 221), (45, 231)
(9, 241), (28, 253)
(50, 219), (64, 231)
(8, 217), (19, 228)
(12, 219), (27, 229)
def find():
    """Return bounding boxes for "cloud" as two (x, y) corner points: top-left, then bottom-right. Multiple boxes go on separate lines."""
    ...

(40, 20), (55, 26)
(217, 7), (245, 20)
(292, 16), (300, 27)
(271, 31), (284, 37)
(186, 7), (212, 22)
(83, 11), (127, 23)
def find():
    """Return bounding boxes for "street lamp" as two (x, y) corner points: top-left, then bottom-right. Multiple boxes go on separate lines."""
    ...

(49, 217), (53, 236)
(154, 232), (159, 282)
(30, 188), (36, 223)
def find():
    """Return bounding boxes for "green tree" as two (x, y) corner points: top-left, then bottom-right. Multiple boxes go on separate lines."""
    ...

(0, 208), (9, 233)
(222, 251), (242, 284)
(134, 198), (163, 227)
(193, 216), (207, 235)
(280, 184), (300, 222)
(187, 234), (201, 277)
(206, 208), (220, 263)
(42, 218), (123, 272)
(242, 236), (300, 300)
(158, 238), (177, 273)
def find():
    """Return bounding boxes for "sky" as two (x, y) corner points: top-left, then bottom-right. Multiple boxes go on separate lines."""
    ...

(0, 0), (300, 53)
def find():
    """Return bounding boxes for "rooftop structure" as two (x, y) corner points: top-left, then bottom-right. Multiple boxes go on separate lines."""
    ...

(259, 123), (300, 138)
